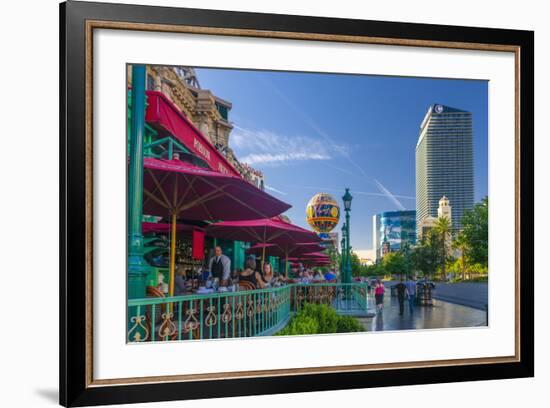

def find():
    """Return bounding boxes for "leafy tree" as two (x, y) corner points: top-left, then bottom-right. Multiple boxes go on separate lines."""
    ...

(362, 262), (386, 277)
(401, 242), (414, 278)
(452, 231), (469, 280)
(382, 251), (407, 278)
(350, 251), (362, 277)
(434, 217), (452, 281)
(460, 197), (489, 267)
(412, 230), (442, 279)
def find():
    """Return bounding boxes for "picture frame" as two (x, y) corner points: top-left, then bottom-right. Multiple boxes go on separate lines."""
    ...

(60, 0), (534, 406)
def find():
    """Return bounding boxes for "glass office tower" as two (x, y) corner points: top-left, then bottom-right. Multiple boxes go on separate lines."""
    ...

(416, 104), (474, 236)
(372, 210), (416, 261)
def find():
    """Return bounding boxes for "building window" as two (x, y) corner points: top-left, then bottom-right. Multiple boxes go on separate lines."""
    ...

(215, 102), (229, 121)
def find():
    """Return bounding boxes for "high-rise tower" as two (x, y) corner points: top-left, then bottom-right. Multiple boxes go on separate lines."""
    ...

(416, 104), (474, 236)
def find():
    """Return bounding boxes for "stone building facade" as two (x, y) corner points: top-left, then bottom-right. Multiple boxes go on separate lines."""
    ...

(128, 65), (265, 189)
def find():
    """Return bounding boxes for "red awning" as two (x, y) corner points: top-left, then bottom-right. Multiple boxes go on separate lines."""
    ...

(145, 90), (240, 177)
(142, 222), (194, 234)
(246, 243), (326, 257)
(206, 217), (320, 245)
(143, 158), (291, 221)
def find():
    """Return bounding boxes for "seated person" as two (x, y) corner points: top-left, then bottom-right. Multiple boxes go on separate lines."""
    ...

(257, 262), (274, 288)
(324, 270), (336, 281)
(301, 269), (313, 283)
(157, 272), (169, 295)
(313, 271), (325, 281)
(239, 257), (258, 288)
(173, 265), (187, 296)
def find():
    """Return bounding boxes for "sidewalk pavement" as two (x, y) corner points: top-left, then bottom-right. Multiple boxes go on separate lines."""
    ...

(358, 293), (487, 332)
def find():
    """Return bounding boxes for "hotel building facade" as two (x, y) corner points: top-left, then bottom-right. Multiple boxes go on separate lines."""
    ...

(415, 104), (474, 236)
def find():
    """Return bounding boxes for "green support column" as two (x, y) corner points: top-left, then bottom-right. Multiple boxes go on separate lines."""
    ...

(342, 188), (353, 285)
(128, 65), (152, 301)
(340, 227), (346, 281)
(345, 210), (351, 284)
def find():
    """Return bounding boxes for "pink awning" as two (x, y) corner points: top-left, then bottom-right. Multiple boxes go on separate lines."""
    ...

(206, 217), (320, 245)
(298, 252), (330, 259)
(143, 158), (291, 221)
(246, 243), (325, 257)
(145, 91), (240, 177)
(142, 222), (194, 234)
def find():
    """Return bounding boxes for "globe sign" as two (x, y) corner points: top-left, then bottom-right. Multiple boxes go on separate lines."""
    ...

(306, 193), (340, 233)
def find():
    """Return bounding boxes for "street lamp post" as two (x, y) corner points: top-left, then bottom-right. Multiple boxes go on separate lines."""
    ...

(342, 188), (353, 284)
(340, 224), (346, 280)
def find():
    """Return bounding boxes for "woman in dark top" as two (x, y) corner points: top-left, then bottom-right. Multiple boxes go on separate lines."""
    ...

(239, 257), (258, 288)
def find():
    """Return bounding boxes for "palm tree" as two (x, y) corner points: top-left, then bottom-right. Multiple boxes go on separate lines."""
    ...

(434, 217), (452, 281)
(453, 232), (469, 281)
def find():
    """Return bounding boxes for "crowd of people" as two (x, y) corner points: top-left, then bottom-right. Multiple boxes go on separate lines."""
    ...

(371, 276), (419, 316)
(166, 245), (339, 295)
(161, 244), (427, 318)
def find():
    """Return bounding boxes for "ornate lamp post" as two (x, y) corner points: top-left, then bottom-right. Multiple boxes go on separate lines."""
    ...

(340, 224), (346, 279)
(127, 65), (152, 302)
(342, 188), (353, 284)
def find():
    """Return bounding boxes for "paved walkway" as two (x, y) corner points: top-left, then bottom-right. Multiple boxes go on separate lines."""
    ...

(430, 282), (488, 310)
(358, 294), (487, 332)
(385, 281), (488, 310)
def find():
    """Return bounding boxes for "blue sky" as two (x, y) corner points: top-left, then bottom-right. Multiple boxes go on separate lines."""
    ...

(195, 68), (488, 253)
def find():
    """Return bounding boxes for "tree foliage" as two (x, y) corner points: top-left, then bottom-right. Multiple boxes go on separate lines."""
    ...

(382, 251), (407, 277)
(433, 217), (452, 280)
(458, 196), (489, 266)
(412, 230), (444, 279)
(350, 251), (362, 276)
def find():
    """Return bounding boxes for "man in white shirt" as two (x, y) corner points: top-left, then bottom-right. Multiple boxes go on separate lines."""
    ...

(405, 277), (417, 313)
(208, 246), (231, 286)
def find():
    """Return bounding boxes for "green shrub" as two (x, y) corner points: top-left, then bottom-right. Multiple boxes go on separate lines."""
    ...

(336, 316), (364, 333)
(277, 315), (319, 335)
(299, 303), (339, 333)
(277, 303), (364, 336)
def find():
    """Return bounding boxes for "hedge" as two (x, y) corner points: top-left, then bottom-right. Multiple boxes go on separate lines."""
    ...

(277, 303), (364, 336)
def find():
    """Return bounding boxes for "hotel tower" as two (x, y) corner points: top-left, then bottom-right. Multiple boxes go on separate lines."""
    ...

(415, 104), (474, 236)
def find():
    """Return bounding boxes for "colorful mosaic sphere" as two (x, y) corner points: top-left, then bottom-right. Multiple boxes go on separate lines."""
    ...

(306, 193), (340, 233)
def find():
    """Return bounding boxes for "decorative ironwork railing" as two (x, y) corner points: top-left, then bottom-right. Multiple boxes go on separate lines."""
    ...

(127, 283), (369, 343)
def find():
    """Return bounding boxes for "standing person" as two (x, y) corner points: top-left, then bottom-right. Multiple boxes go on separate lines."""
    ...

(405, 276), (417, 313)
(207, 245), (231, 286)
(374, 280), (385, 311)
(395, 277), (409, 316)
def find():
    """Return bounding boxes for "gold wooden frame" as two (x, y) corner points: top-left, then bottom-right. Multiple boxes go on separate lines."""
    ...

(84, 20), (521, 388)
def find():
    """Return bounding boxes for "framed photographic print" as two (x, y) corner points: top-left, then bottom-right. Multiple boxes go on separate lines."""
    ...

(60, 0), (534, 406)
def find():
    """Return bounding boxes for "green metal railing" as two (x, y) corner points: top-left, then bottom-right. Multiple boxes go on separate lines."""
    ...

(291, 283), (369, 315)
(127, 282), (369, 343)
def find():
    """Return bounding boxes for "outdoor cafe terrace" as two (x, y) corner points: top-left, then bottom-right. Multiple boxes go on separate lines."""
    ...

(127, 66), (359, 342)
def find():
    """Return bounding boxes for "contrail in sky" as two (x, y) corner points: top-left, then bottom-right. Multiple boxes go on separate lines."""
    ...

(264, 185), (288, 196)
(374, 179), (406, 210)
(259, 77), (408, 210)
(285, 184), (415, 200)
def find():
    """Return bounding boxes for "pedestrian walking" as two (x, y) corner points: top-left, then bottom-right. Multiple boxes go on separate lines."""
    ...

(395, 277), (409, 316)
(405, 276), (417, 313)
(374, 280), (385, 311)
